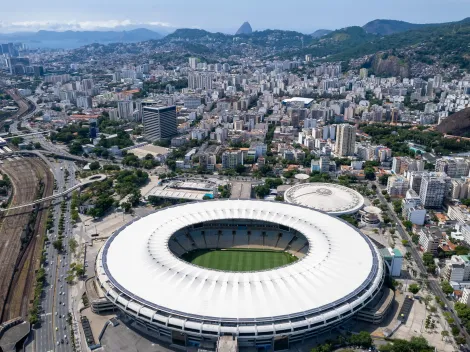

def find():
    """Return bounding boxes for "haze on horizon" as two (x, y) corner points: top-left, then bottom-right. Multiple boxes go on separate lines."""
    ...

(1, 0), (470, 33)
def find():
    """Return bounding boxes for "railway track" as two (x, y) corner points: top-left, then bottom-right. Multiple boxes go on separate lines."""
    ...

(2, 158), (54, 320)
(0, 89), (36, 132)
(0, 158), (44, 321)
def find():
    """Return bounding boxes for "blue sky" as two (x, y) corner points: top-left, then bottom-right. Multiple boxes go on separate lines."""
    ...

(1, 0), (470, 33)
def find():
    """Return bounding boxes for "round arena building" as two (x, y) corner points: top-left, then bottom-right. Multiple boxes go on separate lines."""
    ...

(95, 200), (384, 349)
(284, 183), (365, 215)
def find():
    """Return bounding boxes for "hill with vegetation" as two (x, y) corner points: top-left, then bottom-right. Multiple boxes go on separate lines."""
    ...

(362, 19), (425, 35)
(436, 108), (470, 137)
(311, 29), (332, 38)
(295, 17), (470, 70)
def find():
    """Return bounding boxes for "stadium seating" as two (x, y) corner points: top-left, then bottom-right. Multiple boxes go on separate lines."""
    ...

(169, 221), (308, 260)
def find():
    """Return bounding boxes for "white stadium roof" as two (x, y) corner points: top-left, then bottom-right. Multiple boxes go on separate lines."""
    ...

(284, 183), (365, 215)
(98, 200), (382, 322)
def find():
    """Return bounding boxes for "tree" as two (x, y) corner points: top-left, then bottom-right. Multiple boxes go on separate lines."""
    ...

(409, 283), (420, 294)
(423, 295), (433, 306)
(89, 161), (101, 171)
(69, 142), (83, 155)
(311, 344), (332, 352)
(129, 190), (141, 206)
(392, 200), (402, 214)
(235, 164), (245, 174)
(380, 337), (433, 352)
(69, 238), (78, 254)
(348, 331), (372, 348)
(364, 167), (376, 180)
(402, 239), (409, 246)
(441, 281), (454, 295)
(455, 245), (470, 255)
(403, 220), (413, 230)
(74, 264), (85, 277)
(53, 239), (63, 252)
(10, 136), (24, 146)
(379, 174), (390, 186)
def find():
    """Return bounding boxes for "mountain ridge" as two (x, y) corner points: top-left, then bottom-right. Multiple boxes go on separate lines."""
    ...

(0, 28), (164, 48)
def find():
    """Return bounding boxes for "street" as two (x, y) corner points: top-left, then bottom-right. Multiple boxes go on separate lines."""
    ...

(374, 181), (470, 346)
(34, 160), (77, 352)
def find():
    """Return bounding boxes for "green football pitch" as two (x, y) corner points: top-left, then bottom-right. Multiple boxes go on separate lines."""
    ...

(181, 249), (298, 272)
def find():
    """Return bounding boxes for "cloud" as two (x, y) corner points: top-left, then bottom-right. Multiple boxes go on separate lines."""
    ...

(0, 19), (173, 33)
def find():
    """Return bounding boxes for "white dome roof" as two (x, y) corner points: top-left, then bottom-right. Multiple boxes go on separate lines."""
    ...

(284, 183), (365, 215)
(98, 200), (382, 321)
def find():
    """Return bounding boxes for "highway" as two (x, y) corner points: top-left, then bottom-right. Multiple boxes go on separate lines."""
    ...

(34, 160), (77, 352)
(374, 181), (470, 346)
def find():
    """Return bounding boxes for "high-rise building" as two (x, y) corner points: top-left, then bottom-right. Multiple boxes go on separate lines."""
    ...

(188, 73), (214, 90)
(76, 96), (93, 109)
(418, 227), (442, 254)
(335, 124), (356, 157)
(184, 96), (202, 109)
(419, 172), (451, 208)
(392, 157), (424, 175)
(435, 157), (470, 178)
(387, 176), (410, 197)
(117, 101), (134, 120)
(143, 106), (177, 142)
(7, 57), (30, 75)
(33, 65), (44, 77)
(409, 171), (424, 194)
(319, 156), (330, 173)
(108, 108), (119, 121)
(359, 68), (368, 79)
(433, 74), (443, 89)
(81, 79), (94, 91)
(427, 79), (434, 97)
(222, 150), (244, 169)
(189, 57), (198, 69)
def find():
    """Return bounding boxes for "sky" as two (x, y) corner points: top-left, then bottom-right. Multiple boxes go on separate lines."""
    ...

(1, 0), (470, 33)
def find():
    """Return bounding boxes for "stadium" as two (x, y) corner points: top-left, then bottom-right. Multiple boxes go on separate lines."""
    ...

(284, 183), (365, 215)
(95, 200), (384, 350)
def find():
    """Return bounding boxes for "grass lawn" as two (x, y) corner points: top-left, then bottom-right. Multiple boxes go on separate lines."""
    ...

(181, 248), (297, 272)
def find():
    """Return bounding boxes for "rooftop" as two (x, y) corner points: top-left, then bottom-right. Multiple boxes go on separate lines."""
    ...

(285, 183), (365, 215)
(98, 200), (382, 321)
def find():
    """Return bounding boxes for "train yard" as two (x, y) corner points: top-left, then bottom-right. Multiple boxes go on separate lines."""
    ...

(0, 157), (53, 322)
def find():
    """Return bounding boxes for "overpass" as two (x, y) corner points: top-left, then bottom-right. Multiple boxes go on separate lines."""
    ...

(0, 174), (107, 212)
(4, 131), (51, 139)
(0, 150), (91, 164)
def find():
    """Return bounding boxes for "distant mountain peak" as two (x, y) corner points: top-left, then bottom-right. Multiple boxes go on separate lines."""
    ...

(236, 22), (253, 35)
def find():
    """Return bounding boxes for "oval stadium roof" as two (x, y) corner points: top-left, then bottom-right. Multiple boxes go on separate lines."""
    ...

(284, 183), (365, 215)
(98, 200), (381, 321)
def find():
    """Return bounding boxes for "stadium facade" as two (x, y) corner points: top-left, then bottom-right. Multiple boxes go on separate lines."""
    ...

(95, 200), (385, 350)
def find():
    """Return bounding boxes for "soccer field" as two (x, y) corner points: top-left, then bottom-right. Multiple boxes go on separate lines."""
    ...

(181, 249), (298, 271)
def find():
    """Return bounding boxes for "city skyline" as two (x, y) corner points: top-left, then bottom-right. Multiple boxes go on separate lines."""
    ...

(1, 0), (470, 33)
